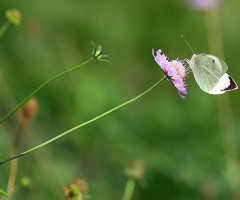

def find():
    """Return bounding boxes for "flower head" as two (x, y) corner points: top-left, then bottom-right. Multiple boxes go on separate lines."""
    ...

(5, 9), (22, 26)
(152, 49), (187, 98)
(20, 98), (38, 121)
(187, 0), (220, 11)
(64, 179), (88, 200)
(124, 159), (145, 181)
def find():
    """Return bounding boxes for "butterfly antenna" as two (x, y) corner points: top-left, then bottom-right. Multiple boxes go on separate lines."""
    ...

(181, 35), (195, 54)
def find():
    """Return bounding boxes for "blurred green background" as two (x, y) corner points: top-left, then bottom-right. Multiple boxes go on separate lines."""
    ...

(1, 0), (240, 199)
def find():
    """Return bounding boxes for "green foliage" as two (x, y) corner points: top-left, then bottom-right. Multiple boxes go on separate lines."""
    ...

(0, 0), (240, 200)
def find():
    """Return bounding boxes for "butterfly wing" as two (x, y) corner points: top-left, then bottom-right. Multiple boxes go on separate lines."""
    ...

(189, 54), (227, 92)
(208, 73), (238, 94)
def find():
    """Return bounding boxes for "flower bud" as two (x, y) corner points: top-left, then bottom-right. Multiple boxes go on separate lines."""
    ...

(124, 159), (145, 181)
(20, 177), (31, 188)
(64, 179), (88, 200)
(188, 0), (220, 11)
(20, 98), (38, 121)
(5, 9), (22, 26)
(91, 42), (109, 62)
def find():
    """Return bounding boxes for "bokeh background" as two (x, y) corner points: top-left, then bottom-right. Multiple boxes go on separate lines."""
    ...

(1, 0), (240, 199)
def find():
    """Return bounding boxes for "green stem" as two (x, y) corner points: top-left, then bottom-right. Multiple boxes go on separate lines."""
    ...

(0, 76), (167, 165)
(0, 57), (94, 124)
(0, 189), (8, 200)
(0, 21), (10, 38)
(122, 179), (136, 200)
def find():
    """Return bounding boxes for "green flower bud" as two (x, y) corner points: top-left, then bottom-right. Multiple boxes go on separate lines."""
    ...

(5, 9), (22, 26)
(20, 177), (31, 188)
(91, 42), (109, 62)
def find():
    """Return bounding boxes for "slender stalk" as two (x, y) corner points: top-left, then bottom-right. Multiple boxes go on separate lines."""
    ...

(0, 77), (167, 165)
(205, 8), (240, 200)
(7, 116), (30, 200)
(0, 21), (10, 39)
(0, 57), (93, 124)
(122, 179), (136, 200)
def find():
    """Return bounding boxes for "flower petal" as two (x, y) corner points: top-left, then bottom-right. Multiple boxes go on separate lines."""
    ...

(153, 49), (188, 98)
(152, 49), (170, 71)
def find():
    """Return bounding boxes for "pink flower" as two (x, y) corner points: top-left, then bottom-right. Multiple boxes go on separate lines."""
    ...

(188, 0), (220, 10)
(152, 49), (188, 99)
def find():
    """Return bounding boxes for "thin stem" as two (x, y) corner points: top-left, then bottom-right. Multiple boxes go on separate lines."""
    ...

(205, 8), (240, 200)
(0, 57), (94, 124)
(122, 179), (136, 200)
(0, 21), (10, 39)
(7, 116), (30, 200)
(0, 189), (8, 198)
(0, 76), (167, 165)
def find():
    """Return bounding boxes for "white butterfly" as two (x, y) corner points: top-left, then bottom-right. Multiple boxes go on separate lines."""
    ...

(182, 36), (238, 94)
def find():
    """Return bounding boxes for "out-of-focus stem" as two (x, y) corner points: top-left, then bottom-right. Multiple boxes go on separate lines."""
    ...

(205, 8), (240, 200)
(7, 98), (38, 200)
(0, 21), (10, 38)
(7, 117), (29, 200)
(122, 179), (136, 200)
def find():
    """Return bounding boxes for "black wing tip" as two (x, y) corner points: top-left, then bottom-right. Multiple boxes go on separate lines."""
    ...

(221, 75), (238, 92)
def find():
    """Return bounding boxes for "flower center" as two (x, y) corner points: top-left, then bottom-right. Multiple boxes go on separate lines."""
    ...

(169, 61), (186, 79)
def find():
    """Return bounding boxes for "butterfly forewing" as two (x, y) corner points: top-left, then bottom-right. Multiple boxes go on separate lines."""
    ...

(217, 56), (228, 72)
(190, 54), (227, 92)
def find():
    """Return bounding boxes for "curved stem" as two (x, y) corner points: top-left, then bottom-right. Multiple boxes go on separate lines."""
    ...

(122, 179), (135, 200)
(0, 57), (94, 124)
(0, 76), (167, 165)
(0, 189), (8, 198)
